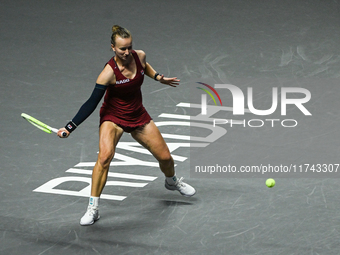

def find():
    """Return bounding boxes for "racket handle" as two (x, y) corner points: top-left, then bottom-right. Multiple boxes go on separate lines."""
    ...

(51, 128), (68, 137)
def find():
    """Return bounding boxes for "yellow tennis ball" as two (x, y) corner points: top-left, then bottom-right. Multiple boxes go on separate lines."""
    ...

(266, 178), (275, 188)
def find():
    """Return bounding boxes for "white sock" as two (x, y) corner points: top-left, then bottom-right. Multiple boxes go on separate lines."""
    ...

(88, 196), (99, 208)
(166, 175), (177, 185)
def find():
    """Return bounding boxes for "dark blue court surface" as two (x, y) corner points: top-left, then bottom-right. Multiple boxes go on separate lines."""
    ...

(1, 0), (340, 254)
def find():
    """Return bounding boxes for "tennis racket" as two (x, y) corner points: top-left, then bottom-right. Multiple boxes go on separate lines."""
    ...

(21, 113), (67, 137)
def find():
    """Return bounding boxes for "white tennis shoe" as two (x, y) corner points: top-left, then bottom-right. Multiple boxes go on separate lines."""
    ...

(165, 177), (196, 197)
(80, 206), (100, 226)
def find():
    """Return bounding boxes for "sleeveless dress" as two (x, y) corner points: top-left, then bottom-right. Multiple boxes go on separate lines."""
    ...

(99, 50), (152, 132)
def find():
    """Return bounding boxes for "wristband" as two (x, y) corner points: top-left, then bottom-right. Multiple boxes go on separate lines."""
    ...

(154, 73), (160, 81)
(65, 121), (77, 133)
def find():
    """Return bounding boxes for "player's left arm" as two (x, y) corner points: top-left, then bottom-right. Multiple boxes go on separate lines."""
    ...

(135, 50), (180, 87)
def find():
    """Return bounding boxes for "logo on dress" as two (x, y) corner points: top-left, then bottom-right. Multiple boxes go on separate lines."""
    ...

(141, 70), (144, 76)
(116, 79), (130, 85)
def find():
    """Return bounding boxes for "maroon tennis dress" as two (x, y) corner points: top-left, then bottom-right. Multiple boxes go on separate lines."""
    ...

(99, 50), (152, 132)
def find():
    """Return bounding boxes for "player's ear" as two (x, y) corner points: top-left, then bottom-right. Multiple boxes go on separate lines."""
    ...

(111, 44), (115, 52)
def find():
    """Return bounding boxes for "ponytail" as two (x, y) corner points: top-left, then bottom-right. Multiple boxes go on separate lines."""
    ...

(111, 25), (131, 46)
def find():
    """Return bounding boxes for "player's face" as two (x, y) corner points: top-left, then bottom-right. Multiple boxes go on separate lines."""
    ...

(112, 37), (133, 61)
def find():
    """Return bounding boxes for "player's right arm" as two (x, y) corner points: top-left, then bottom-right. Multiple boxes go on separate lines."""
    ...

(96, 63), (116, 85)
(57, 64), (116, 138)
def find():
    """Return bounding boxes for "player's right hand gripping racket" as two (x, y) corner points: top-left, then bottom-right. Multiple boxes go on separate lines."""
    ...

(21, 113), (67, 137)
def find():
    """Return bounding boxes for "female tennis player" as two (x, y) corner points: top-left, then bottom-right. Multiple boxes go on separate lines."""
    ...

(57, 25), (195, 226)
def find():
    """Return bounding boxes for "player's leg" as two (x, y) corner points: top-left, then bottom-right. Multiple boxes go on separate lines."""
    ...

(131, 121), (195, 197)
(91, 121), (124, 196)
(132, 121), (174, 177)
(80, 121), (124, 226)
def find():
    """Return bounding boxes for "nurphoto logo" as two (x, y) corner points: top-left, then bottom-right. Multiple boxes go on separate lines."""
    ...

(197, 82), (312, 128)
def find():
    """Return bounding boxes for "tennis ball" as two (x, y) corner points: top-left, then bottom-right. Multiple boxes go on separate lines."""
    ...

(266, 178), (275, 188)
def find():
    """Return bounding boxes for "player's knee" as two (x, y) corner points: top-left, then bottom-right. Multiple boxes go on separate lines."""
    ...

(98, 151), (114, 168)
(158, 154), (173, 167)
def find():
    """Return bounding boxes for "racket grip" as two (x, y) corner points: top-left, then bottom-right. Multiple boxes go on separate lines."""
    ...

(62, 131), (67, 137)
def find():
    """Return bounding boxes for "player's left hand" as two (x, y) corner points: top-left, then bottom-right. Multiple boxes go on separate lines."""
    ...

(159, 75), (180, 87)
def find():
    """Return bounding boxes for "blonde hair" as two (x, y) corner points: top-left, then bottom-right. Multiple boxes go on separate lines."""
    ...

(111, 25), (131, 46)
